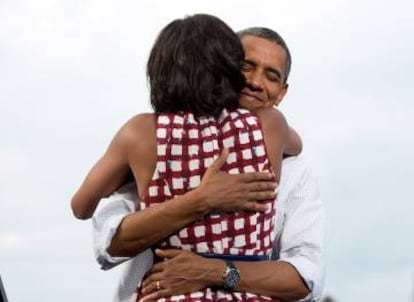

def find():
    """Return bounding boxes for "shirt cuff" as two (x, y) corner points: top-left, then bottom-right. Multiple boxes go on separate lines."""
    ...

(279, 255), (323, 302)
(93, 212), (131, 270)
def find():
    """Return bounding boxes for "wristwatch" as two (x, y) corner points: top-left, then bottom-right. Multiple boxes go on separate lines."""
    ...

(222, 260), (240, 290)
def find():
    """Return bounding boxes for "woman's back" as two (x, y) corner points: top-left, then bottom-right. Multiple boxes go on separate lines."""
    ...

(141, 109), (276, 255)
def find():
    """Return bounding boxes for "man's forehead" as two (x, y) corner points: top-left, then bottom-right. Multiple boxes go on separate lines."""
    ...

(241, 35), (286, 59)
(241, 35), (287, 72)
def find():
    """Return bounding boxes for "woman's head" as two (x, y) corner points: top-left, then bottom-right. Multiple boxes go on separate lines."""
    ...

(147, 14), (245, 117)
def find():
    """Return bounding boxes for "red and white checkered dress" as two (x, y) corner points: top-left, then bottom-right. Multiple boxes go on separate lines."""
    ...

(137, 109), (279, 301)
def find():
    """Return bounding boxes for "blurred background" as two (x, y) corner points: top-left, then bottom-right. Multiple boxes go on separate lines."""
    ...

(1, 0), (413, 301)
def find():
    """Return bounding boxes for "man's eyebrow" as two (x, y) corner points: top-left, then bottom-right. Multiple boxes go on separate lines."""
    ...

(243, 59), (256, 66)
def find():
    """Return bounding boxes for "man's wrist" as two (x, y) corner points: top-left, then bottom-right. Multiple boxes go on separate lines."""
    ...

(201, 258), (227, 287)
(222, 260), (240, 290)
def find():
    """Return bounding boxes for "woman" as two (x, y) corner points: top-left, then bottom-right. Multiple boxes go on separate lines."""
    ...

(71, 14), (301, 301)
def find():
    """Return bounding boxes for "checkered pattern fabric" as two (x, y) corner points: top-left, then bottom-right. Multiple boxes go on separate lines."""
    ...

(137, 109), (279, 301)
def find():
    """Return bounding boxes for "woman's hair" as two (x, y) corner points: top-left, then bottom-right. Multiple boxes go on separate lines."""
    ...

(147, 14), (245, 117)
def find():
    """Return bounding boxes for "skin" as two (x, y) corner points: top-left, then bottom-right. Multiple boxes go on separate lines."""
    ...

(140, 36), (309, 301)
(239, 35), (288, 111)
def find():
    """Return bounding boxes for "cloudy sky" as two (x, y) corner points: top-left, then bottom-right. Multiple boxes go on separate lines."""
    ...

(1, 0), (413, 301)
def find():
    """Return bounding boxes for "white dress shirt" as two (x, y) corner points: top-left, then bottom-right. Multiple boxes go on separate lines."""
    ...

(92, 154), (324, 302)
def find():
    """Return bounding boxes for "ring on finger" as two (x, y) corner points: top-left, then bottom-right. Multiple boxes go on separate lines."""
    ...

(156, 281), (161, 290)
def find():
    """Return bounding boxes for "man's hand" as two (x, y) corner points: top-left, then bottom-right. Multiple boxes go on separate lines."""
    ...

(196, 148), (277, 213)
(140, 248), (310, 302)
(140, 249), (223, 301)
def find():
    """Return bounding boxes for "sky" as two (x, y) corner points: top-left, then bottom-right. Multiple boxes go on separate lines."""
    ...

(1, 0), (413, 301)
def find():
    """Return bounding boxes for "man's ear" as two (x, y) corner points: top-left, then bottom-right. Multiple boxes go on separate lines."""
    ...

(274, 84), (289, 107)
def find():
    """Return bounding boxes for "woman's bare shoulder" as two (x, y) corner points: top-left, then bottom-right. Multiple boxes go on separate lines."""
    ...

(125, 113), (155, 129)
(121, 113), (155, 134)
(115, 113), (157, 150)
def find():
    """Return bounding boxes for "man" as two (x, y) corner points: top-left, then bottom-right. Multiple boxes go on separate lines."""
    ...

(93, 27), (324, 301)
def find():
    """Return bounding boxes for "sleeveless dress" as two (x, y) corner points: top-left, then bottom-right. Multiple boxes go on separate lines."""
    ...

(136, 109), (280, 301)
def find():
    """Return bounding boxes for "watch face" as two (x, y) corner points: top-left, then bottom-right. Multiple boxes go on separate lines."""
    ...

(225, 267), (240, 289)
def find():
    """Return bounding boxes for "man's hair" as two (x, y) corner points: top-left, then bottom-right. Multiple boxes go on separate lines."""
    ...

(147, 14), (245, 117)
(237, 27), (292, 84)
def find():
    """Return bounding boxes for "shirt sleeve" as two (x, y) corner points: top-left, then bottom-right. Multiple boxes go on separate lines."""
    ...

(277, 160), (325, 301)
(92, 182), (139, 270)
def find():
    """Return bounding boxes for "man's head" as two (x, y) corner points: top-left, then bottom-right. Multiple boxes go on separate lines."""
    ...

(147, 14), (244, 118)
(237, 27), (292, 111)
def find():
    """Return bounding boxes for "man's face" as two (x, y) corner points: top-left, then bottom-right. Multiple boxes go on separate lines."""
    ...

(239, 35), (288, 112)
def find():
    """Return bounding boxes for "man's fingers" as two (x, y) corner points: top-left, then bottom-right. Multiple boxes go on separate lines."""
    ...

(142, 272), (163, 288)
(155, 248), (184, 259)
(149, 262), (164, 274)
(247, 181), (278, 192)
(141, 288), (169, 302)
(207, 148), (229, 173)
(246, 189), (276, 201)
(238, 171), (274, 182)
(244, 201), (269, 212)
(149, 249), (185, 274)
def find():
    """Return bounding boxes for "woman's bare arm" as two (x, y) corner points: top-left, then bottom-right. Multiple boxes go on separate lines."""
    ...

(254, 107), (289, 182)
(70, 116), (142, 220)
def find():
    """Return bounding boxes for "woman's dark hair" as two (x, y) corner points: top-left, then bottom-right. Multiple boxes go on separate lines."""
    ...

(147, 14), (245, 117)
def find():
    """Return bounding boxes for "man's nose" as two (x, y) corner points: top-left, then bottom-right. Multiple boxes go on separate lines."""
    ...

(245, 70), (263, 91)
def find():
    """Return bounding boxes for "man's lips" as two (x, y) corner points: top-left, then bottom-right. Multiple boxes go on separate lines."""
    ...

(241, 90), (263, 102)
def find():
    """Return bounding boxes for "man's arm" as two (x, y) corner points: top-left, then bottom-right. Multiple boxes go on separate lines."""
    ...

(140, 249), (309, 301)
